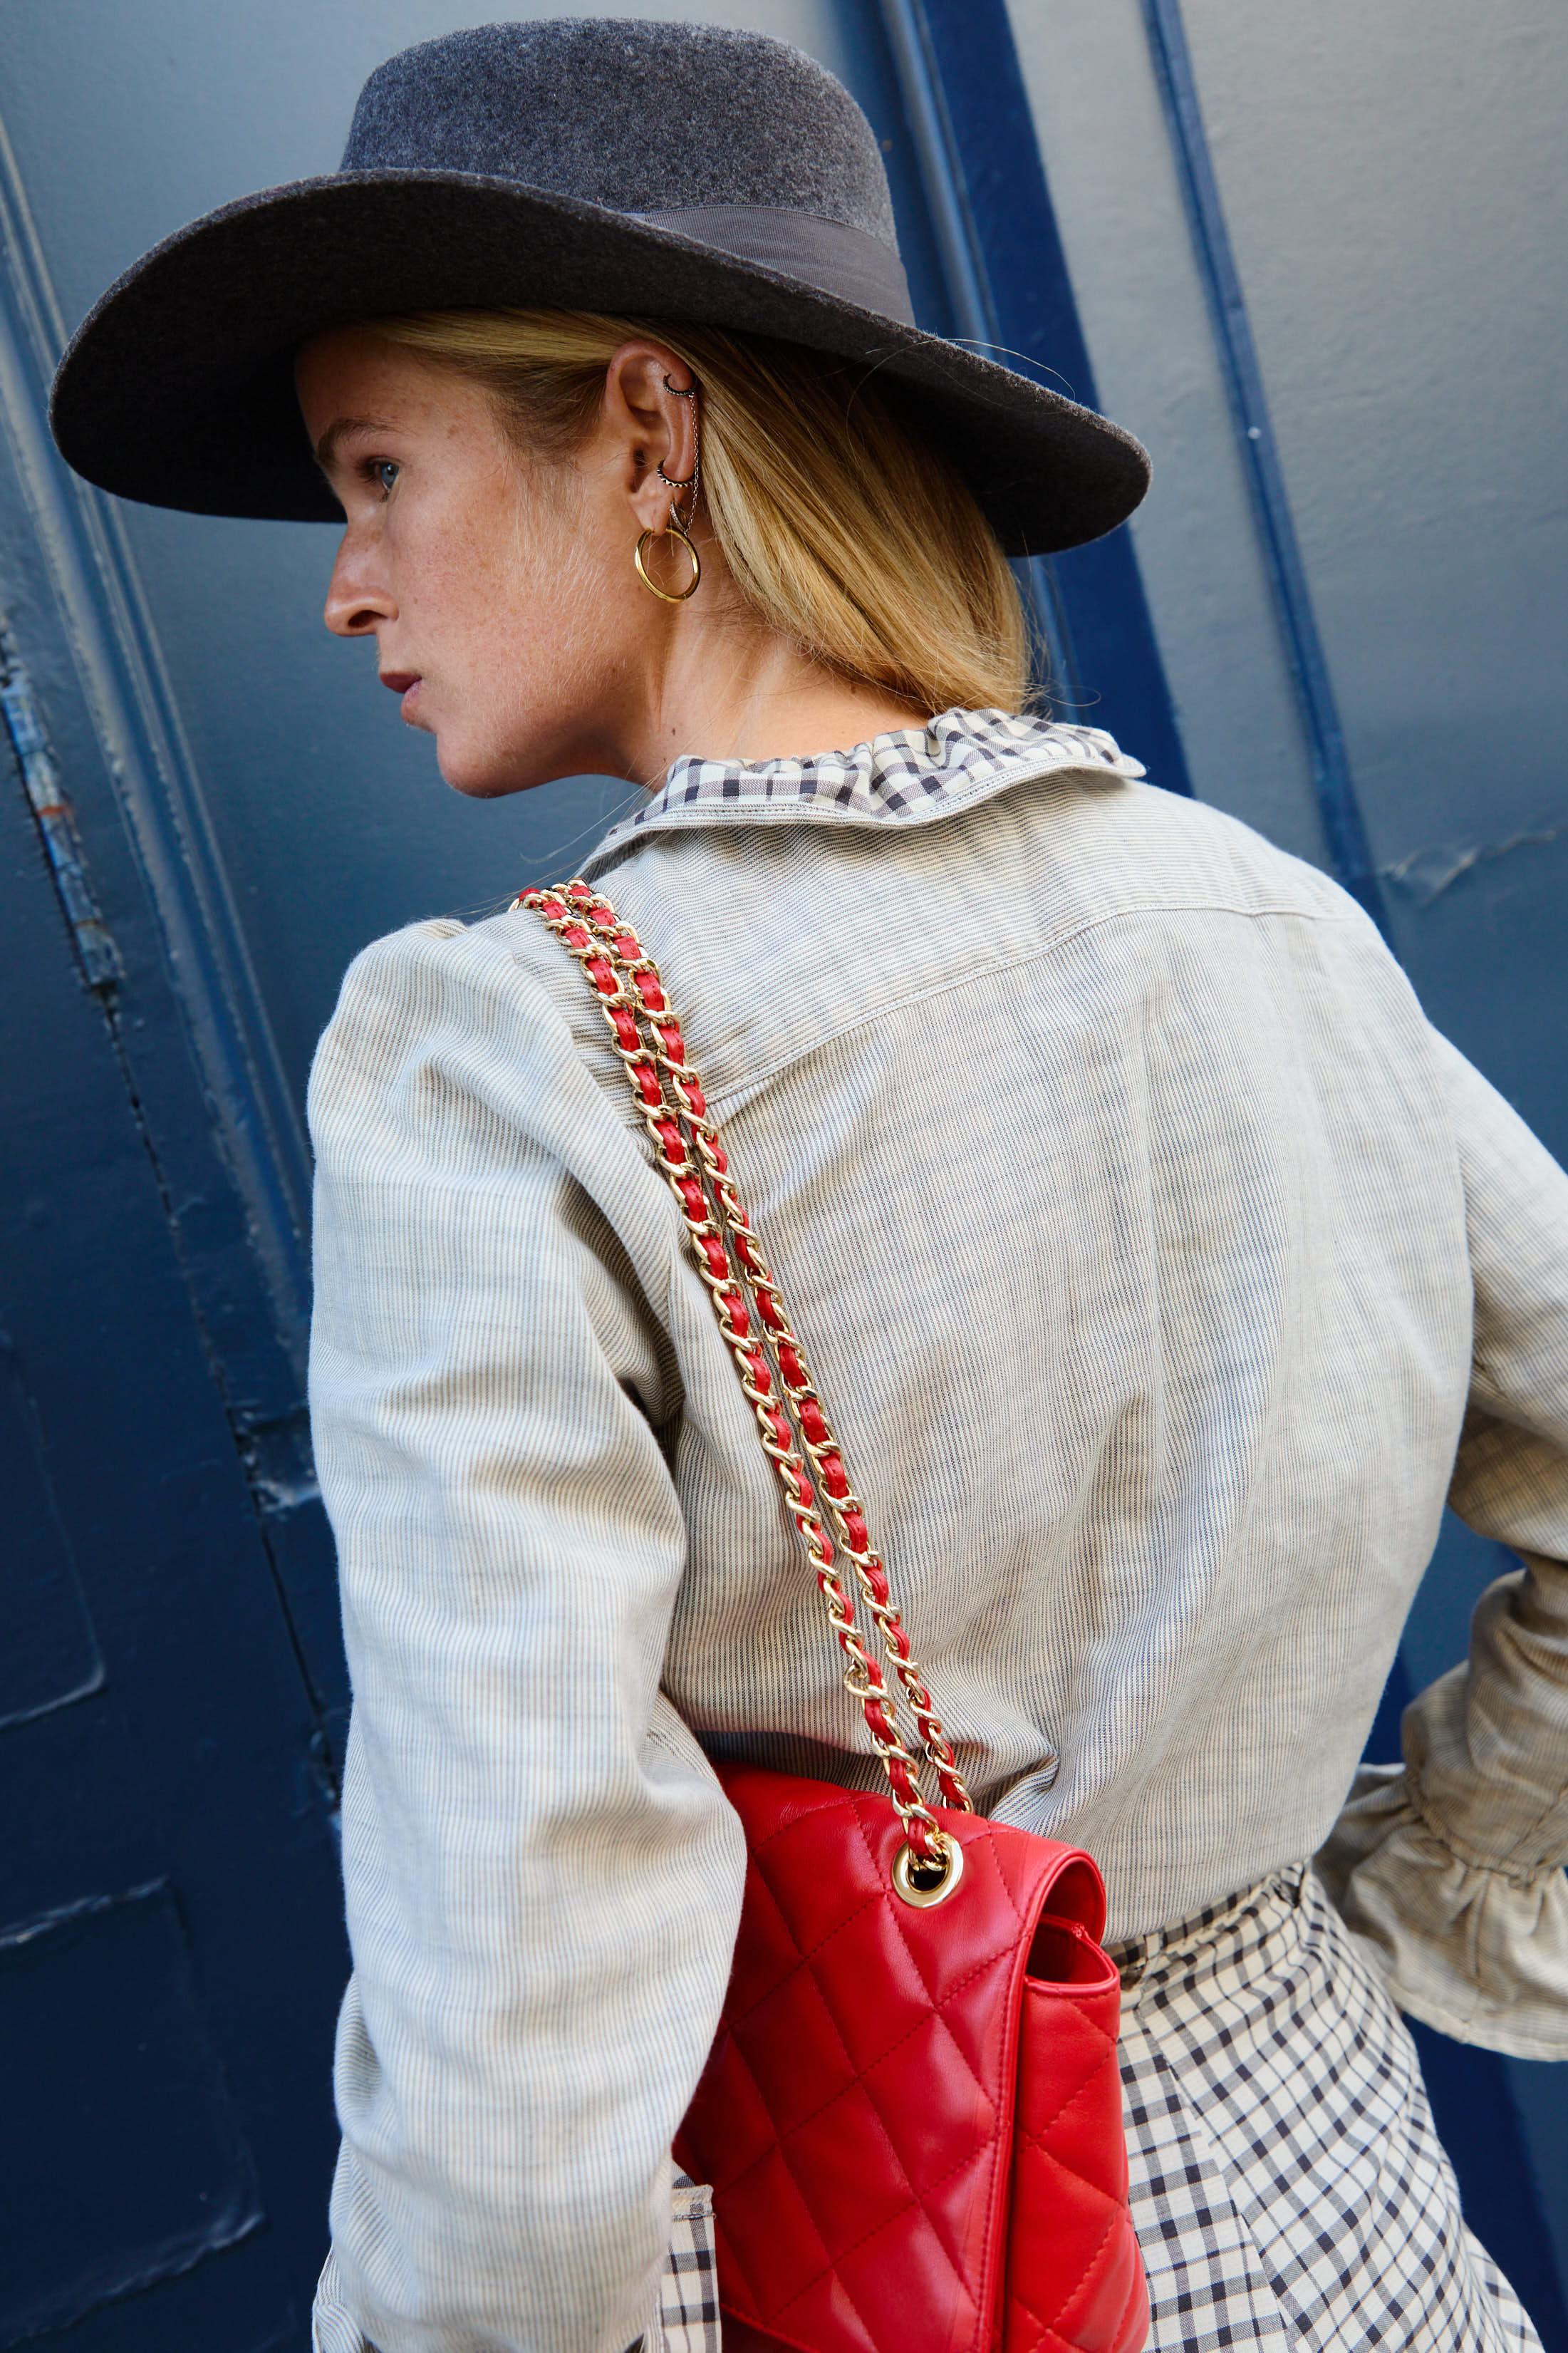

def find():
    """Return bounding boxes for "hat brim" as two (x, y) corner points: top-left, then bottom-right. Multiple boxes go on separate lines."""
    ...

(49, 170), (1149, 558)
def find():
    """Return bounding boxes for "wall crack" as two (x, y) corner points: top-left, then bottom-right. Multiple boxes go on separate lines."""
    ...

(1381, 818), (1568, 906)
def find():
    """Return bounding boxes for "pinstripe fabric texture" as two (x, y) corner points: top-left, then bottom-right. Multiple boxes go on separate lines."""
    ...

(306, 711), (1567, 2353)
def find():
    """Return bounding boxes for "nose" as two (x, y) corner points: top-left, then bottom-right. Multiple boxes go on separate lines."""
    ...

(323, 529), (395, 639)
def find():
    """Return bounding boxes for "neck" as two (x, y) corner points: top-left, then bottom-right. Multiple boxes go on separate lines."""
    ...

(623, 579), (928, 785)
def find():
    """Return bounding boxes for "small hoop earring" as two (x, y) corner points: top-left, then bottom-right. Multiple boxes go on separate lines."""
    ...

(635, 518), (701, 603)
(656, 373), (702, 532)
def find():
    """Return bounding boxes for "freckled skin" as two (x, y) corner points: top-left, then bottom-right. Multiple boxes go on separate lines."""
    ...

(295, 326), (925, 795)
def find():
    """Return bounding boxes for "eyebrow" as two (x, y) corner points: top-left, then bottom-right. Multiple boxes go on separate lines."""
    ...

(313, 415), (397, 474)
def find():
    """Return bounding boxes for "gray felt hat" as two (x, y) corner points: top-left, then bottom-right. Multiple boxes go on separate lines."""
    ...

(48, 19), (1150, 555)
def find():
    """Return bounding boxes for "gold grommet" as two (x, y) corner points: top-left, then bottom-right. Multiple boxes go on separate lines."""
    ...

(635, 520), (701, 603)
(892, 1833), (965, 1908)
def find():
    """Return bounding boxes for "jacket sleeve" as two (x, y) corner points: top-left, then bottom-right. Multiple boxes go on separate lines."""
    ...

(304, 919), (746, 2353)
(1317, 1031), (1568, 2059)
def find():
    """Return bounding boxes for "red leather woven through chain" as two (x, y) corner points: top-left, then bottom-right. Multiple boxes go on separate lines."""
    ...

(521, 878), (1151, 2353)
(523, 876), (967, 1858)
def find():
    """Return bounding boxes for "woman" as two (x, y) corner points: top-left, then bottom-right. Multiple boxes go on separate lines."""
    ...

(52, 21), (1567, 2353)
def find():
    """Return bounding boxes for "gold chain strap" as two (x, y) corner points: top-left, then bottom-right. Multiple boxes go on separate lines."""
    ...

(521, 878), (972, 1868)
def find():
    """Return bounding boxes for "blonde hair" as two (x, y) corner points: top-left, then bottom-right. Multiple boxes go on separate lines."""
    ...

(368, 308), (1031, 715)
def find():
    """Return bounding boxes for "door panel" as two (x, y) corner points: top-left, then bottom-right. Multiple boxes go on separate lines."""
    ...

(0, 1883), (262, 2344)
(0, 638), (343, 2342)
(0, 1343), (103, 1726)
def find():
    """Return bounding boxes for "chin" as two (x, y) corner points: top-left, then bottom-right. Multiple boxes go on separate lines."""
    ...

(435, 739), (543, 800)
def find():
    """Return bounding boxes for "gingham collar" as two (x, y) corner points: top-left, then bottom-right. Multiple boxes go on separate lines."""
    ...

(580, 706), (1144, 875)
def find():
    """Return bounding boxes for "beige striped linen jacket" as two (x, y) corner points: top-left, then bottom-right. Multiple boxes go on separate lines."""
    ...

(308, 711), (1568, 2353)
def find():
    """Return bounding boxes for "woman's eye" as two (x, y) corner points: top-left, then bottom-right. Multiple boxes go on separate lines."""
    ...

(370, 459), (399, 498)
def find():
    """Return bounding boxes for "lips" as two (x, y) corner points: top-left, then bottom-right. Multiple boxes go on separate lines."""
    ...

(380, 671), (420, 694)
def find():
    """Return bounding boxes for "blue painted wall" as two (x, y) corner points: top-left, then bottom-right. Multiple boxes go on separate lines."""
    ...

(1007, 0), (1568, 2330)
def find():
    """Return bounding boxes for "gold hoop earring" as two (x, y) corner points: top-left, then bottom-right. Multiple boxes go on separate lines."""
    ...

(635, 519), (701, 603)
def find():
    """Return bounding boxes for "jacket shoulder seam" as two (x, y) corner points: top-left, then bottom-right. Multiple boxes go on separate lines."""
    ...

(705, 894), (1358, 1115)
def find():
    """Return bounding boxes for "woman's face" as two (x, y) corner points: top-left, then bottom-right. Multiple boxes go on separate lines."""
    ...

(296, 326), (675, 795)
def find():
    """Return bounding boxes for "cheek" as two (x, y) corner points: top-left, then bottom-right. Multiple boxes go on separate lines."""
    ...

(412, 461), (637, 757)
(490, 510), (625, 695)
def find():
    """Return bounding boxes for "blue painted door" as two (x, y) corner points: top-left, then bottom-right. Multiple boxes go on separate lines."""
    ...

(0, 596), (346, 2343)
(0, 7), (1165, 2340)
(0, 0), (1559, 2343)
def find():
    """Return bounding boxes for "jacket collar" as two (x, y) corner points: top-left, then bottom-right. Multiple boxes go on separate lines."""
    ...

(580, 706), (1144, 876)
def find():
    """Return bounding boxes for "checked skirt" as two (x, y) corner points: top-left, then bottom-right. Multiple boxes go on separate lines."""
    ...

(1110, 1866), (1540, 2352)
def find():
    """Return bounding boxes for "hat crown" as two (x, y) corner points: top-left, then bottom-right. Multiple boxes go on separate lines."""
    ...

(51, 14), (1150, 549)
(342, 19), (900, 248)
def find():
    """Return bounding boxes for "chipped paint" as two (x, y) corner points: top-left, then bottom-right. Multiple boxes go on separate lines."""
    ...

(1381, 818), (1568, 906)
(0, 644), (120, 987)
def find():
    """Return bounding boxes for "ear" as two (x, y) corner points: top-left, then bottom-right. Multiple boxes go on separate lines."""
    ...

(601, 342), (700, 532)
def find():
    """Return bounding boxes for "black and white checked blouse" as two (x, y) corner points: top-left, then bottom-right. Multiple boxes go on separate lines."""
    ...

(308, 710), (1566, 2353)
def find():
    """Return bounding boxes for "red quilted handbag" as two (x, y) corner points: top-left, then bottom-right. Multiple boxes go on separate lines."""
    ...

(525, 881), (1149, 2353)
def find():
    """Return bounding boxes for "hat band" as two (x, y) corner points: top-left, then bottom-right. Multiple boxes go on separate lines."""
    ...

(633, 204), (915, 328)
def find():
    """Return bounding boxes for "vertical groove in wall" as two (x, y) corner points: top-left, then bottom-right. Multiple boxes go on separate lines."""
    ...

(878, 0), (1084, 704)
(878, 0), (1194, 791)
(1139, 0), (1390, 936)
(0, 105), (312, 1377)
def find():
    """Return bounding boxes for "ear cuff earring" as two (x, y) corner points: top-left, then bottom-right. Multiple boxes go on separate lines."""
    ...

(655, 375), (700, 504)
(637, 374), (702, 604)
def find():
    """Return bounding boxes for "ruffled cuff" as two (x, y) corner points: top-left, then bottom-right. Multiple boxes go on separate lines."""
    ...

(1315, 1763), (1568, 2060)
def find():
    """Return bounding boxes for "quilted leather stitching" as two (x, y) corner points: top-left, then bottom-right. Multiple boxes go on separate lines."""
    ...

(707, 1835), (1023, 2233)
(716, 1968), (1007, 2169)
(690, 1774), (1140, 2353)
(705, 2042), (857, 2335)
(739, 1783), (878, 1849)
(707, 1816), (1019, 2338)
(1000, 1976), (1138, 2352)
(752, 1797), (1044, 2042)
(732, 1938), (1011, 2224)
(742, 1787), (1034, 1938)
(1007, 2070), (1143, 2353)
(1006, 2099), (1126, 2339)
(715, 1960), (1007, 2302)
(729, 1850), (888, 1980)
(753, 2134), (977, 2324)
(709, 1922), (1004, 2318)
(840, 1805), (1029, 1994)
(1007, 2195), (1123, 2349)
(725, 1804), (1024, 2151)
(723, 1861), (1026, 2051)
(1011, 2234), (1148, 2353)
(1011, 2014), (1121, 2145)
(717, 1967), (915, 2213)
(1107, 2258), (1151, 2353)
